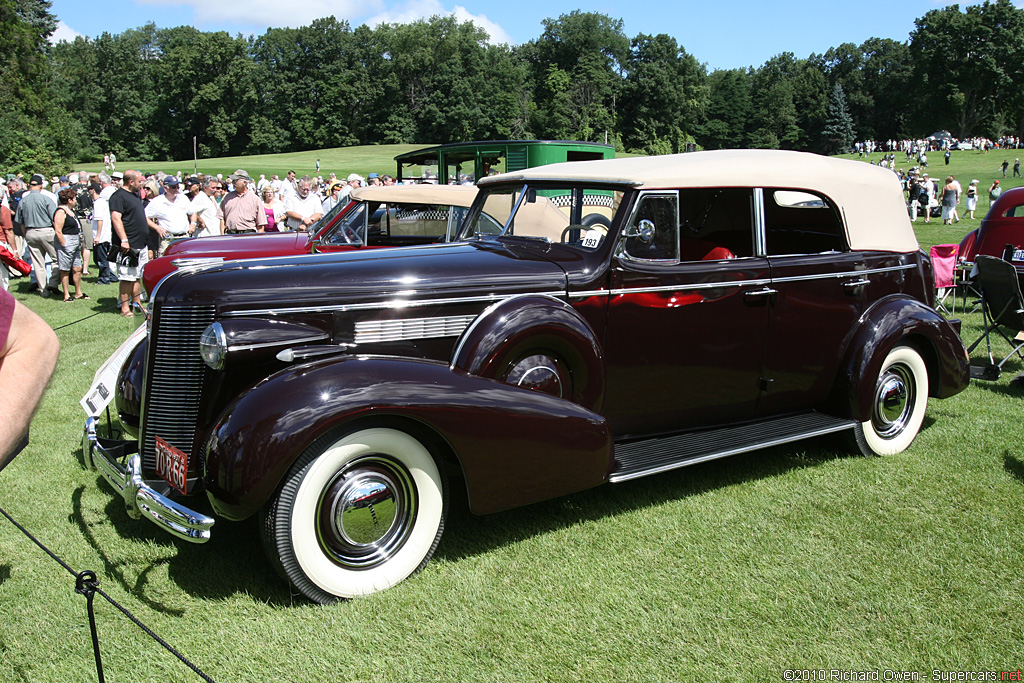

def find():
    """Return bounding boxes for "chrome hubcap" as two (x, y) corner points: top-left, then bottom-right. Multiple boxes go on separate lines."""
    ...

(505, 354), (568, 398)
(873, 363), (914, 439)
(334, 474), (399, 545)
(317, 456), (416, 569)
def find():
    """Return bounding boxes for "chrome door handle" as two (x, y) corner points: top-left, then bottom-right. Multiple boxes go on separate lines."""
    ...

(843, 278), (870, 289)
(744, 287), (777, 306)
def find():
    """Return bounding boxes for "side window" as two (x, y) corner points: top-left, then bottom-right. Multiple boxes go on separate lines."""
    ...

(623, 193), (678, 261)
(322, 202), (366, 245)
(1002, 203), (1024, 218)
(388, 204), (450, 238)
(764, 189), (846, 255)
(677, 188), (754, 261)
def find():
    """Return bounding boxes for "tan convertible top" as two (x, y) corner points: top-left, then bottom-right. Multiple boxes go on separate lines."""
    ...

(479, 149), (918, 252)
(349, 184), (477, 207)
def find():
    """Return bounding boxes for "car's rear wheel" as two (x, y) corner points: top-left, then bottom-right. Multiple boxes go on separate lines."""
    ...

(262, 427), (446, 603)
(854, 345), (929, 456)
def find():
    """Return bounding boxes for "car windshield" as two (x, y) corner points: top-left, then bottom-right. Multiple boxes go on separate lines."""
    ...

(462, 184), (624, 250)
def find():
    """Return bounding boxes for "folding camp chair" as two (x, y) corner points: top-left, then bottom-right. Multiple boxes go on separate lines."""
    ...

(930, 244), (958, 314)
(955, 261), (983, 314)
(967, 255), (1024, 380)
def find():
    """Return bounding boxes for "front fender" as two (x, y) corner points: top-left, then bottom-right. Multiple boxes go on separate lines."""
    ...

(451, 294), (605, 412)
(115, 336), (147, 437)
(204, 355), (612, 520)
(830, 296), (970, 421)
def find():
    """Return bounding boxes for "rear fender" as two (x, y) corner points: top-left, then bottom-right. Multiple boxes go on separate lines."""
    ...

(829, 296), (970, 421)
(451, 294), (605, 412)
(203, 355), (612, 520)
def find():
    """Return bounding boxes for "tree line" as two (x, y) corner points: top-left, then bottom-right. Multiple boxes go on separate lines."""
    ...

(4, 0), (1024, 176)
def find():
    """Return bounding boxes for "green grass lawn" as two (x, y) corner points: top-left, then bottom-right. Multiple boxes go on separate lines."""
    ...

(1, 147), (1022, 681)
(76, 143), (640, 184)
(75, 144), (427, 182)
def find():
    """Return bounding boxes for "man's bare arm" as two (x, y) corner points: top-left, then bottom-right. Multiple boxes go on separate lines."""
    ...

(0, 301), (59, 469)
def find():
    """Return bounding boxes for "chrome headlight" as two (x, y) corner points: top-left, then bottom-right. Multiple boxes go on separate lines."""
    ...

(199, 322), (228, 370)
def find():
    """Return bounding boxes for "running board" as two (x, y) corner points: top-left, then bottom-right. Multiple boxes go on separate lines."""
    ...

(610, 412), (857, 483)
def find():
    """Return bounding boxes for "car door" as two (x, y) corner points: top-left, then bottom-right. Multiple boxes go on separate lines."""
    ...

(603, 188), (771, 437)
(758, 188), (871, 415)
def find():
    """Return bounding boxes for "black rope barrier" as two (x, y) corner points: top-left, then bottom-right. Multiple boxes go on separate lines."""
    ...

(51, 292), (147, 332)
(0, 503), (217, 683)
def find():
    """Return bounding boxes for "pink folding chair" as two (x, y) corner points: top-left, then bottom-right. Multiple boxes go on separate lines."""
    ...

(930, 244), (958, 314)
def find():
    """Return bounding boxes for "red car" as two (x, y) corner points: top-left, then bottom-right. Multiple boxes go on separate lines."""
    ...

(142, 185), (478, 291)
(958, 186), (1024, 268)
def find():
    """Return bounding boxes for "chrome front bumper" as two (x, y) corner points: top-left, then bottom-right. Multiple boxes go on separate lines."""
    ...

(83, 417), (214, 543)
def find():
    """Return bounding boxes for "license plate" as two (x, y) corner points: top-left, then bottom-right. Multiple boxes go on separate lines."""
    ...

(155, 436), (188, 495)
(1014, 248), (1024, 261)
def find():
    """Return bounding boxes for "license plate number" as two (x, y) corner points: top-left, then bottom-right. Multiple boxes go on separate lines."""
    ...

(155, 436), (188, 494)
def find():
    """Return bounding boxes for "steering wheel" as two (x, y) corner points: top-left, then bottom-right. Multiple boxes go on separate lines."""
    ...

(560, 226), (580, 243)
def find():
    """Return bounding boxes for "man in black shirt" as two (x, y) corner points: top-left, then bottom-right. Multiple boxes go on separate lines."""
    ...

(108, 170), (149, 316)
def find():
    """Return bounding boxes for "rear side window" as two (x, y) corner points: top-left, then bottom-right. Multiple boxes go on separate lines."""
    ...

(1001, 203), (1024, 218)
(763, 189), (846, 255)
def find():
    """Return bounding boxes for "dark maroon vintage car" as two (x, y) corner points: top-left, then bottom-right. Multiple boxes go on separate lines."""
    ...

(83, 150), (969, 603)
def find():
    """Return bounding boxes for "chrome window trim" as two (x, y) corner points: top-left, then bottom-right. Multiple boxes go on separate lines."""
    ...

(501, 183), (531, 235)
(753, 188), (766, 256)
(617, 190), (679, 264)
(221, 291), (567, 318)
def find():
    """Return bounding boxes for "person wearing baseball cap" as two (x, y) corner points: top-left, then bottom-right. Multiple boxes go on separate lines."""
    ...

(14, 175), (60, 296)
(989, 179), (1002, 204)
(144, 174), (197, 256)
(338, 173), (363, 201)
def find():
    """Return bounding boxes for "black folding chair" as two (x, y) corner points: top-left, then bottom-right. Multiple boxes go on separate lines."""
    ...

(967, 255), (1024, 380)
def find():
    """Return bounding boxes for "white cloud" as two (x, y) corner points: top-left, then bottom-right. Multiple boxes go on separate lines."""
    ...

(451, 5), (513, 45)
(365, 0), (514, 44)
(123, 0), (513, 44)
(135, 0), (379, 30)
(50, 20), (82, 44)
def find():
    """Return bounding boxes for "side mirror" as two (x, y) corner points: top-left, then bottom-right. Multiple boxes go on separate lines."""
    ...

(623, 219), (656, 244)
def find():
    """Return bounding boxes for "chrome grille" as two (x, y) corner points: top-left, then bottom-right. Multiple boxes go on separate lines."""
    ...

(140, 305), (216, 472)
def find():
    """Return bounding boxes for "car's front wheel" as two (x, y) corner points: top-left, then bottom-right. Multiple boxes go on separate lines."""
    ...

(854, 344), (929, 456)
(262, 426), (446, 603)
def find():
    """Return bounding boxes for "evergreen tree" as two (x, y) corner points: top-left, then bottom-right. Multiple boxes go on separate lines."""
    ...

(822, 83), (856, 154)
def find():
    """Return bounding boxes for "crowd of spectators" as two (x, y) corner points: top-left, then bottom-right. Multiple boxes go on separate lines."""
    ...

(846, 137), (1020, 224)
(0, 164), (410, 303)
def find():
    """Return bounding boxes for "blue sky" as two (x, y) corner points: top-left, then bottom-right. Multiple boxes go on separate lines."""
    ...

(49, 1), (1019, 72)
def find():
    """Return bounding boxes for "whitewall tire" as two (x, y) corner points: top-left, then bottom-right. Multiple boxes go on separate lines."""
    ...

(854, 345), (929, 456)
(262, 427), (446, 603)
